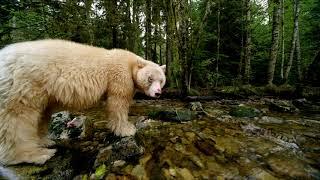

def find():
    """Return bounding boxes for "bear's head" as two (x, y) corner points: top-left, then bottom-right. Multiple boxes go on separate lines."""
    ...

(135, 59), (166, 98)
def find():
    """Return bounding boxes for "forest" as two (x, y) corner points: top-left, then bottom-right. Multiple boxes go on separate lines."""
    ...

(1, 1), (320, 179)
(0, 0), (319, 97)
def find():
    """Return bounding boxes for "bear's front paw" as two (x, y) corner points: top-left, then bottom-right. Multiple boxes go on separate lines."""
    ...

(112, 122), (137, 137)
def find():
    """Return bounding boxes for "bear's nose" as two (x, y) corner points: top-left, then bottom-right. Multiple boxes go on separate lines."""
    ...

(155, 92), (161, 97)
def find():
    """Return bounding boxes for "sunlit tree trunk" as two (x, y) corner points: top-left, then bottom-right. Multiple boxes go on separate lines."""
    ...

(267, 0), (281, 85)
(284, 0), (300, 83)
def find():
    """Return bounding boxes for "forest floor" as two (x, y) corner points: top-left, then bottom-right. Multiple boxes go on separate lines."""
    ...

(7, 97), (320, 179)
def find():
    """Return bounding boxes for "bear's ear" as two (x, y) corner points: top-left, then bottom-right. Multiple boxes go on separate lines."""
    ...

(160, 65), (166, 73)
(137, 59), (146, 68)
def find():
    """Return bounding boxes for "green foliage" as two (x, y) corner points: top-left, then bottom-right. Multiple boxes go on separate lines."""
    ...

(0, 0), (319, 91)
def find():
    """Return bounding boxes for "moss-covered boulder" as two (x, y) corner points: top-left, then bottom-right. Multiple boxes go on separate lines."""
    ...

(229, 105), (260, 118)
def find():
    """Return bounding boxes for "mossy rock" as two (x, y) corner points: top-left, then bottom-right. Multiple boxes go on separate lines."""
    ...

(229, 106), (259, 118)
(148, 109), (195, 122)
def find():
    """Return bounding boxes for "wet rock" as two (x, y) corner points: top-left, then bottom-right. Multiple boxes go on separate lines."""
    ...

(135, 116), (156, 130)
(267, 99), (299, 113)
(49, 111), (91, 140)
(125, 155), (151, 180)
(185, 132), (196, 142)
(213, 136), (242, 155)
(189, 102), (203, 111)
(112, 160), (126, 167)
(131, 165), (147, 180)
(174, 143), (189, 155)
(229, 105), (260, 118)
(94, 147), (113, 168)
(259, 116), (284, 124)
(249, 168), (278, 180)
(189, 155), (204, 169)
(241, 123), (262, 134)
(148, 109), (195, 122)
(292, 98), (320, 113)
(94, 137), (144, 168)
(195, 139), (216, 156)
(176, 168), (194, 180)
(0, 166), (19, 180)
(267, 154), (311, 178)
(10, 150), (75, 180)
(205, 109), (225, 117)
(216, 115), (233, 122)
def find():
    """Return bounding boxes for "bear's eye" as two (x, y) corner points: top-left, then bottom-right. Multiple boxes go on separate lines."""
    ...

(148, 77), (153, 83)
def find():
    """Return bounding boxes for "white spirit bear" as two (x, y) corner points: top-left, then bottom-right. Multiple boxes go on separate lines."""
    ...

(0, 39), (166, 165)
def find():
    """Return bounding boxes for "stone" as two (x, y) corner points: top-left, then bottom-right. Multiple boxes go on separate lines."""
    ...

(185, 132), (196, 141)
(267, 154), (310, 178)
(194, 139), (216, 156)
(49, 111), (91, 140)
(189, 155), (204, 169)
(168, 168), (177, 177)
(189, 102), (203, 111)
(112, 160), (126, 167)
(250, 168), (278, 180)
(94, 136), (144, 169)
(259, 116), (284, 124)
(148, 109), (195, 122)
(213, 136), (241, 155)
(131, 165), (147, 180)
(177, 168), (194, 180)
(94, 146), (112, 168)
(229, 105), (260, 118)
(267, 99), (299, 113)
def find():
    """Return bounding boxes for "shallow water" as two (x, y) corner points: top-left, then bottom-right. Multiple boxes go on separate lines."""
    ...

(8, 99), (320, 179)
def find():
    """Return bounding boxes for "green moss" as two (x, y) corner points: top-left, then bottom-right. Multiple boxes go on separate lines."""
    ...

(230, 106), (259, 118)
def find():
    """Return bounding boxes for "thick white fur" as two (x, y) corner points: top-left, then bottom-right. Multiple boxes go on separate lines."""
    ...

(0, 39), (166, 165)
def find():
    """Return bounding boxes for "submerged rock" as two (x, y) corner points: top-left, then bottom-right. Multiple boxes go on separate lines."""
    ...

(94, 137), (144, 168)
(148, 109), (195, 122)
(292, 98), (320, 113)
(229, 105), (260, 118)
(194, 139), (217, 156)
(189, 102), (203, 111)
(267, 99), (299, 113)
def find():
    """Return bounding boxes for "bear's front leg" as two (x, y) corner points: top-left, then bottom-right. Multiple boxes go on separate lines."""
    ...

(106, 95), (136, 137)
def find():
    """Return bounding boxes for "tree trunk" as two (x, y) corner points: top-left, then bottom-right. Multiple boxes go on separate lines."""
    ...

(280, 0), (285, 80)
(239, 0), (245, 80)
(296, 30), (302, 81)
(132, 0), (140, 54)
(160, 44), (163, 65)
(110, 0), (118, 48)
(164, 0), (174, 87)
(267, 0), (281, 85)
(145, 0), (152, 60)
(284, 0), (300, 83)
(244, 0), (251, 84)
(215, 0), (220, 87)
(176, 0), (190, 97)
